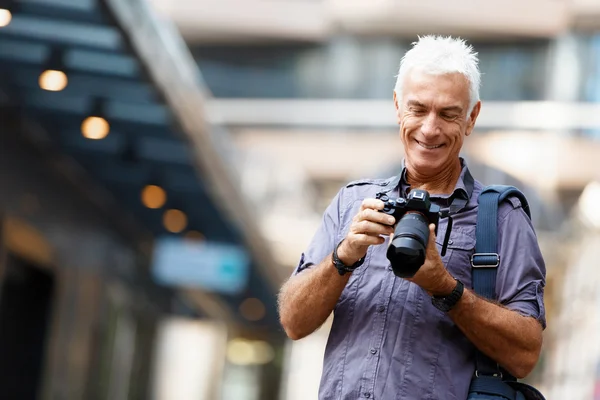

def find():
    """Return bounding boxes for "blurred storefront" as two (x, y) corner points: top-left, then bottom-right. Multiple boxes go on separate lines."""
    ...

(0, 113), (166, 399)
(0, 0), (285, 399)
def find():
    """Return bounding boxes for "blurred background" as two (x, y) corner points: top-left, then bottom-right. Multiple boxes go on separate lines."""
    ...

(0, 0), (599, 399)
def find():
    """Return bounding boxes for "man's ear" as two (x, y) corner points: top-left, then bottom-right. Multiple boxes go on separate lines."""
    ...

(393, 91), (402, 125)
(465, 101), (481, 137)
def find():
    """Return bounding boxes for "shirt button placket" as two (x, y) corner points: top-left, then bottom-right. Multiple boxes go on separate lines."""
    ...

(361, 262), (395, 400)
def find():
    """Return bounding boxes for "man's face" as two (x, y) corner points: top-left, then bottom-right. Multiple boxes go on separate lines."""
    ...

(395, 70), (480, 177)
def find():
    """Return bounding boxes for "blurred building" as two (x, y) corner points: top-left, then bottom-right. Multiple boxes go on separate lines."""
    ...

(0, 0), (286, 399)
(1, 0), (600, 399)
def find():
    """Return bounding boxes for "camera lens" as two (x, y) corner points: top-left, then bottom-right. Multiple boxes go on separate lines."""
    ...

(387, 212), (430, 277)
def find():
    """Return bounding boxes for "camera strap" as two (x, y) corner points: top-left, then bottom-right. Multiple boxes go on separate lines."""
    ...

(448, 167), (475, 214)
(439, 168), (475, 256)
(378, 167), (475, 257)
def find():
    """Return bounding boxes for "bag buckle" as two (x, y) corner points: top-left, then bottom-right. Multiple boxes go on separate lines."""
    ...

(475, 370), (503, 379)
(471, 253), (500, 268)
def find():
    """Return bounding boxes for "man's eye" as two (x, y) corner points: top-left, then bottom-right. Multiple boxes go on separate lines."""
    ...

(412, 109), (426, 115)
(441, 113), (458, 120)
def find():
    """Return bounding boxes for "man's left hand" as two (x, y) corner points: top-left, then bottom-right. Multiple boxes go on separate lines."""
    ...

(405, 224), (457, 296)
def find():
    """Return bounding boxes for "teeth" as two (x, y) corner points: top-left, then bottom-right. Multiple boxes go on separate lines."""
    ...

(417, 141), (442, 149)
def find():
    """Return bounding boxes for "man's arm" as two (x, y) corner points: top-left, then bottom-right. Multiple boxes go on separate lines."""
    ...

(409, 222), (544, 379)
(278, 198), (395, 340)
(278, 257), (351, 340)
(448, 288), (542, 379)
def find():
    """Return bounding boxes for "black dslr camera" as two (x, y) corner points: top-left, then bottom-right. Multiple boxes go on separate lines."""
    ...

(376, 189), (441, 278)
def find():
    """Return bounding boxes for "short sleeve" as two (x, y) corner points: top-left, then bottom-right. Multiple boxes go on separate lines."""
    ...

(495, 206), (547, 329)
(293, 188), (345, 275)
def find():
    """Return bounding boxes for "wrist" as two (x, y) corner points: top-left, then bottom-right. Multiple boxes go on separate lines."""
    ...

(431, 279), (464, 312)
(429, 273), (458, 297)
(332, 239), (366, 276)
(336, 240), (365, 266)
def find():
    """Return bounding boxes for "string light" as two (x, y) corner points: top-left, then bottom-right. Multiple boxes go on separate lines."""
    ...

(0, 9), (12, 28)
(141, 185), (167, 209)
(239, 298), (266, 322)
(39, 70), (68, 92)
(82, 99), (110, 140)
(163, 209), (187, 233)
(81, 116), (109, 140)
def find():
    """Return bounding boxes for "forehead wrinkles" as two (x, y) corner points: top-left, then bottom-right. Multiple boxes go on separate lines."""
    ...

(403, 71), (469, 111)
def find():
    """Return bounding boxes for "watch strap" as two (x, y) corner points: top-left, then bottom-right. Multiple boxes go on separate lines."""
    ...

(332, 239), (365, 276)
(431, 279), (464, 312)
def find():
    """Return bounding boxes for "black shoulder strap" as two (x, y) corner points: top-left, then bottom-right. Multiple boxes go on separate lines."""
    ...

(472, 185), (531, 377)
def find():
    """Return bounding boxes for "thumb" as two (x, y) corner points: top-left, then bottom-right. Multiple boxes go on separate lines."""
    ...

(428, 224), (437, 246)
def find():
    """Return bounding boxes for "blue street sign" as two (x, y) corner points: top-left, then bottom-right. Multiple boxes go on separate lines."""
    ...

(152, 237), (250, 295)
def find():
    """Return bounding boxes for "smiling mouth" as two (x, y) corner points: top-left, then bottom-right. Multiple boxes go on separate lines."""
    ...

(416, 140), (443, 150)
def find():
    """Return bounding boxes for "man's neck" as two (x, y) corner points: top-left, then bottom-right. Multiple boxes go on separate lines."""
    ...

(406, 159), (462, 195)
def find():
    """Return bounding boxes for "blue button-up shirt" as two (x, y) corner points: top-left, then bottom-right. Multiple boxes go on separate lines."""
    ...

(295, 159), (546, 400)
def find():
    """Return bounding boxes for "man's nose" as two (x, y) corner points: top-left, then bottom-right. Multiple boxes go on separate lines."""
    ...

(421, 112), (441, 136)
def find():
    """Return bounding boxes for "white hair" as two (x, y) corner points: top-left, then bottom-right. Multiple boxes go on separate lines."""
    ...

(394, 35), (481, 113)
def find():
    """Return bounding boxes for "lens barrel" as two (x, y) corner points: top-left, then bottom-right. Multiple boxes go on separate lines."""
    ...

(387, 212), (430, 277)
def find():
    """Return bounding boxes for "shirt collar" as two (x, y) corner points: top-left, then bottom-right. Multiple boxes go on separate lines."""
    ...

(397, 157), (470, 201)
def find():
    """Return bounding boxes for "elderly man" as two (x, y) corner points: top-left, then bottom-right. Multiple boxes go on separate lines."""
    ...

(277, 36), (546, 400)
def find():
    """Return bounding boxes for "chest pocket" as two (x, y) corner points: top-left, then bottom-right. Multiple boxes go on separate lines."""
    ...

(436, 228), (476, 289)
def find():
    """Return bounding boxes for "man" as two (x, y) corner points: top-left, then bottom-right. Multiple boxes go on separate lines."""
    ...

(277, 36), (546, 399)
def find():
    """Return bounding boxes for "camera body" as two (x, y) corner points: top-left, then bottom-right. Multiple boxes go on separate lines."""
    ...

(377, 190), (441, 227)
(376, 189), (441, 278)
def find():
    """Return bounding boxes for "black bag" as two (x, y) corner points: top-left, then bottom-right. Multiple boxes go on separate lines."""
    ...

(467, 376), (545, 400)
(467, 186), (546, 400)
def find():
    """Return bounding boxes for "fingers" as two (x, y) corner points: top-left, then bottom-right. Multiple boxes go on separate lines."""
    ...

(351, 198), (396, 237)
(341, 198), (395, 261)
(351, 234), (386, 246)
(426, 224), (439, 256)
(355, 207), (396, 226)
(350, 220), (394, 237)
(360, 198), (385, 211)
(429, 224), (436, 240)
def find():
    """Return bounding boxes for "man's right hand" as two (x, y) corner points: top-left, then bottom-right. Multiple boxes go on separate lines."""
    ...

(337, 198), (396, 265)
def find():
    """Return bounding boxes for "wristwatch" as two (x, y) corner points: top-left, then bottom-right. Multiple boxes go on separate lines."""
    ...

(431, 279), (464, 312)
(332, 239), (365, 276)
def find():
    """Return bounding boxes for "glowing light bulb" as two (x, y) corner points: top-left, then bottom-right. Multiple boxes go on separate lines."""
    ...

(81, 116), (110, 140)
(0, 9), (12, 28)
(141, 185), (167, 209)
(163, 209), (187, 233)
(239, 298), (266, 321)
(39, 70), (68, 92)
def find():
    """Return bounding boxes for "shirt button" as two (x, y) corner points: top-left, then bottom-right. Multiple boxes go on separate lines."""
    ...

(364, 393), (371, 398)
(448, 240), (454, 245)
(387, 266), (393, 271)
(370, 348), (377, 355)
(377, 305), (385, 313)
